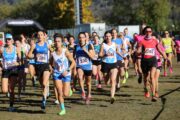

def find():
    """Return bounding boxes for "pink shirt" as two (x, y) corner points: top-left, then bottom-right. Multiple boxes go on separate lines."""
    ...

(175, 40), (180, 53)
(156, 43), (165, 67)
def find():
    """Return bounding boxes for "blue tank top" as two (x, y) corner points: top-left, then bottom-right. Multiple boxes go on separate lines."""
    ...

(102, 42), (117, 63)
(34, 42), (49, 64)
(3, 46), (17, 70)
(75, 44), (92, 70)
(93, 44), (101, 61)
(113, 38), (123, 61)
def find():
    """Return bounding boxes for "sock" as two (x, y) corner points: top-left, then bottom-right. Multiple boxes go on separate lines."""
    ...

(60, 103), (65, 111)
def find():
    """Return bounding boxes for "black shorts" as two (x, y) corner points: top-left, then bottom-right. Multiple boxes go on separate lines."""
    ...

(177, 53), (180, 62)
(92, 60), (101, 66)
(141, 57), (157, 74)
(117, 60), (124, 68)
(166, 52), (172, 56)
(157, 66), (162, 71)
(2, 68), (18, 78)
(35, 63), (50, 79)
(77, 67), (92, 76)
(101, 62), (117, 73)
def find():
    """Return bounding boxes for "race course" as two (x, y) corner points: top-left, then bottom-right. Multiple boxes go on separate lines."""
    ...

(0, 60), (179, 120)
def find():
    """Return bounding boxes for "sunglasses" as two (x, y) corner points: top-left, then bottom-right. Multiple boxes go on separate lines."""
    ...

(165, 33), (169, 34)
(6, 38), (12, 41)
(146, 31), (152, 33)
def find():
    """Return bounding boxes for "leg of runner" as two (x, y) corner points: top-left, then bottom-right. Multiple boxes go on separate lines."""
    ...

(85, 75), (92, 104)
(92, 65), (98, 87)
(154, 69), (160, 98)
(77, 68), (86, 100)
(137, 59), (143, 84)
(110, 68), (118, 104)
(150, 67), (157, 101)
(8, 75), (18, 112)
(28, 64), (36, 87)
(40, 70), (50, 112)
(143, 73), (150, 98)
(97, 64), (102, 88)
(167, 53), (173, 74)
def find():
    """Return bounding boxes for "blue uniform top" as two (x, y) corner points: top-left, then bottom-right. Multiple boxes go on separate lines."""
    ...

(75, 44), (92, 70)
(93, 44), (101, 61)
(34, 42), (49, 64)
(113, 38), (123, 61)
(2, 46), (17, 70)
(125, 35), (133, 42)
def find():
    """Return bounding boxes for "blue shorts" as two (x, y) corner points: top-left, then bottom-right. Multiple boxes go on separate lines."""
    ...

(53, 73), (71, 82)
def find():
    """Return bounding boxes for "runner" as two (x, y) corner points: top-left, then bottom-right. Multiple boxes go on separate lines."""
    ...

(137, 26), (167, 101)
(28, 38), (36, 87)
(111, 29), (124, 91)
(28, 30), (51, 112)
(119, 32), (132, 84)
(99, 31), (118, 104)
(92, 35), (102, 89)
(154, 35), (165, 98)
(67, 35), (77, 91)
(162, 31), (174, 76)
(1, 33), (21, 111)
(19, 34), (30, 92)
(50, 34), (75, 116)
(74, 32), (95, 104)
(175, 39), (180, 64)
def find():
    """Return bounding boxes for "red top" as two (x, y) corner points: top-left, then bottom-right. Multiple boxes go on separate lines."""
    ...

(138, 38), (158, 59)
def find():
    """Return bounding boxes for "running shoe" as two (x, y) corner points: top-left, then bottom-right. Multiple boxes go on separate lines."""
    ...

(151, 96), (157, 102)
(85, 97), (91, 105)
(125, 71), (129, 79)
(144, 92), (150, 98)
(41, 101), (46, 113)
(58, 110), (66, 116)
(169, 67), (173, 74)
(54, 100), (59, 105)
(69, 89), (73, 97)
(155, 92), (159, 98)
(110, 97), (115, 104)
(138, 74), (142, 84)
(6, 92), (10, 97)
(163, 71), (167, 77)
(81, 92), (86, 100)
(8, 107), (15, 112)
(122, 77), (126, 84)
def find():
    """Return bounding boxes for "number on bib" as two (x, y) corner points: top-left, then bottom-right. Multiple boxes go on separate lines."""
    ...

(145, 48), (155, 56)
(36, 54), (47, 63)
(78, 57), (89, 65)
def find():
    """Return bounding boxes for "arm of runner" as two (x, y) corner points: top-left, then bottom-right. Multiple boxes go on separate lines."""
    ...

(16, 47), (22, 66)
(28, 44), (35, 58)
(82, 44), (95, 59)
(116, 44), (124, 58)
(99, 43), (104, 57)
(49, 53), (54, 73)
(65, 49), (76, 71)
(157, 44), (167, 60)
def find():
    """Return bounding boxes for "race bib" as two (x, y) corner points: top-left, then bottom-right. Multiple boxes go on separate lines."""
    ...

(36, 54), (47, 63)
(5, 61), (16, 69)
(145, 48), (155, 56)
(165, 45), (170, 50)
(78, 57), (89, 65)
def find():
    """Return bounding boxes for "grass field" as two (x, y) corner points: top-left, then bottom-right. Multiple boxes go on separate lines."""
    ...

(0, 60), (179, 120)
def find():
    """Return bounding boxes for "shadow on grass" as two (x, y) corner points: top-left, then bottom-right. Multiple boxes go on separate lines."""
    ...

(152, 87), (180, 120)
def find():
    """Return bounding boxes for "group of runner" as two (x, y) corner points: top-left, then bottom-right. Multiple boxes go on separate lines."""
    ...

(0, 26), (179, 115)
